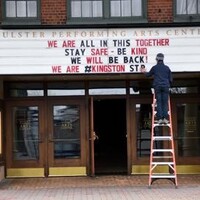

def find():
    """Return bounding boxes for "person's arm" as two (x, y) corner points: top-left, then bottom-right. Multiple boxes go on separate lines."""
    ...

(140, 66), (154, 77)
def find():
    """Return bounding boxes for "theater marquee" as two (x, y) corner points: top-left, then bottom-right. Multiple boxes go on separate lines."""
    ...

(0, 27), (199, 74)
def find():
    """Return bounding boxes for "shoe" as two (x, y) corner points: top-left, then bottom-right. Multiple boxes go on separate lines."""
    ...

(163, 118), (169, 124)
(158, 119), (163, 124)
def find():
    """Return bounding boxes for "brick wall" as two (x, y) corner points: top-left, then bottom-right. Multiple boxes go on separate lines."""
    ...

(40, 0), (173, 25)
(0, 0), (174, 25)
(148, 0), (173, 23)
(41, 0), (66, 25)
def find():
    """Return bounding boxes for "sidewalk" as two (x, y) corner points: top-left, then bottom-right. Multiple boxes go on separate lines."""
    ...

(0, 175), (200, 200)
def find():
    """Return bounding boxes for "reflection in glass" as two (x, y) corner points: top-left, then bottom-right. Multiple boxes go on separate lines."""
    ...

(13, 106), (39, 160)
(170, 87), (199, 94)
(177, 103), (200, 156)
(136, 104), (151, 157)
(136, 103), (163, 157)
(53, 105), (80, 159)
(47, 81), (85, 96)
(48, 90), (84, 96)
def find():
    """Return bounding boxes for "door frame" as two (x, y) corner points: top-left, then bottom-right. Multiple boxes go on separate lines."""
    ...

(5, 99), (46, 177)
(5, 97), (87, 177)
(47, 98), (87, 177)
(89, 97), (95, 176)
(89, 96), (131, 175)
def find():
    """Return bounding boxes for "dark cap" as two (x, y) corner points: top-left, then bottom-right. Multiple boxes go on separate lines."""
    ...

(156, 53), (164, 61)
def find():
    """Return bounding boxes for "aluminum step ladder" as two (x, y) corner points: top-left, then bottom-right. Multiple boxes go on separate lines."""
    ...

(149, 93), (178, 188)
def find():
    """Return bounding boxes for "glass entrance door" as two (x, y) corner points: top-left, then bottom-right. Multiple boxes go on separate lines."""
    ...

(5, 99), (86, 177)
(47, 99), (86, 176)
(6, 101), (45, 177)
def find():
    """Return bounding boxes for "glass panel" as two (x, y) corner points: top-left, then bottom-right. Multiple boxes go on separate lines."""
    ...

(110, 0), (142, 17)
(6, 1), (16, 17)
(122, 0), (131, 16)
(89, 81), (126, 95)
(13, 106), (39, 160)
(6, 82), (44, 97)
(48, 90), (85, 96)
(176, 0), (199, 15)
(177, 103), (200, 156)
(17, 1), (26, 17)
(27, 1), (37, 17)
(199, 1), (200, 14)
(136, 103), (164, 157)
(6, 0), (38, 18)
(82, 1), (92, 17)
(71, 0), (102, 17)
(47, 82), (85, 96)
(170, 87), (199, 94)
(176, 0), (186, 14)
(89, 88), (126, 95)
(136, 103), (151, 157)
(132, 0), (142, 16)
(71, 1), (81, 17)
(188, 0), (197, 14)
(130, 81), (152, 95)
(93, 1), (102, 17)
(110, 1), (121, 17)
(9, 89), (44, 97)
(53, 105), (80, 158)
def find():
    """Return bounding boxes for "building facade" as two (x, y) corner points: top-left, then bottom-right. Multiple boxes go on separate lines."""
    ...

(0, 0), (200, 179)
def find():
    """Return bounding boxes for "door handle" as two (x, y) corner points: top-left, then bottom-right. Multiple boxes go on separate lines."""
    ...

(90, 131), (99, 140)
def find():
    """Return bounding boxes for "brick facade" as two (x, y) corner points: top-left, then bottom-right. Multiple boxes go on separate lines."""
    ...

(148, 0), (173, 23)
(0, 0), (175, 25)
(41, 0), (66, 25)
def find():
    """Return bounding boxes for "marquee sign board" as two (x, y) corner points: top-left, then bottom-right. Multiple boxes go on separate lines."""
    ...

(0, 27), (199, 74)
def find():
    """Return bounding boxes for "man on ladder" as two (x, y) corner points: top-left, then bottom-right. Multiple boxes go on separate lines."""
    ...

(141, 53), (177, 188)
(141, 53), (173, 124)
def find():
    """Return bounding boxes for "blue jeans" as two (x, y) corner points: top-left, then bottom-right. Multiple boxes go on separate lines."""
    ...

(154, 86), (169, 119)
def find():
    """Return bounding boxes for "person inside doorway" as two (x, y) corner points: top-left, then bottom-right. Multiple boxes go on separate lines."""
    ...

(140, 53), (173, 124)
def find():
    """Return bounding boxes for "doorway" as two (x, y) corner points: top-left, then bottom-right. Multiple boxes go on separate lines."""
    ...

(5, 98), (86, 177)
(93, 99), (127, 175)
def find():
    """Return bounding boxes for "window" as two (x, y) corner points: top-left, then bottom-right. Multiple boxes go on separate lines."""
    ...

(5, 82), (44, 97)
(68, 0), (146, 23)
(2, 0), (40, 24)
(174, 0), (200, 22)
(5, 82), (86, 97)
(176, 103), (200, 157)
(53, 105), (81, 159)
(71, 0), (103, 18)
(89, 81), (126, 95)
(12, 106), (39, 160)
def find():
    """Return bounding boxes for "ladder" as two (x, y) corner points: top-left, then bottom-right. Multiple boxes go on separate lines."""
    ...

(149, 93), (178, 188)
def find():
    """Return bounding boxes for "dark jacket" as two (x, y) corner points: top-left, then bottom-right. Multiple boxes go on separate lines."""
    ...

(145, 61), (172, 88)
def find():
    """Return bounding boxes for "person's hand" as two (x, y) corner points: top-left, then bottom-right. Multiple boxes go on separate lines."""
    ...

(140, 66), (146, 73)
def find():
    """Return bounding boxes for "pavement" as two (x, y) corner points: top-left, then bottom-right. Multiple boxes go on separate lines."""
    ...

(0, 175), (200, 200)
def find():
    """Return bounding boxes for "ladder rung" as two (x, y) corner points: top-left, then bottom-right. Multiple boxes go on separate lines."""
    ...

(153, 136), (172, 140)
(152, 162), (175, 165)
(153, 123), (171, 127)
(150, 94), (177, 186)
(152, 149), (173, 152)
(153, 156), (173, 159)
(150, 174), (176, 178)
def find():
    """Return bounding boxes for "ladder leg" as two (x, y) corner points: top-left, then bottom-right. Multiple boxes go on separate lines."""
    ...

(149, 94), (178, 188)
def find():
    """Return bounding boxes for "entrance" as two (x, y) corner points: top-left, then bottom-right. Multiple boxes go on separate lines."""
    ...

(5, 99), (86, 177)
(93, 99), (127, 175)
